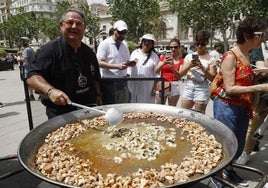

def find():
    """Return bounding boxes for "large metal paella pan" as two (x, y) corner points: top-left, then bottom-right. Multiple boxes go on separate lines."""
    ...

(18, 103), (237, 187)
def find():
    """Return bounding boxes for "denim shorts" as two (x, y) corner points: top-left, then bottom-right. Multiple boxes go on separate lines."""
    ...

(213, 98), (249, 159)
(182, 79), (209, 103)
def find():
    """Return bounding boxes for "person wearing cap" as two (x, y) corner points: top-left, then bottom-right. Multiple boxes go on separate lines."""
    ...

(26, 8), (102, 119)
(97, 20), (133, 104)
(20, 36), (36, 101)
(127, 34), (159, 103)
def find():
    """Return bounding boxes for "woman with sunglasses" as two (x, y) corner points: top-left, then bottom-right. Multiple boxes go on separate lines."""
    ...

(155, 38), (184, 106)
(178, 29), (217, 113)
(236, 38), (268, 166)
(210, 17), (267, 188)
(127, 34), (159, 103)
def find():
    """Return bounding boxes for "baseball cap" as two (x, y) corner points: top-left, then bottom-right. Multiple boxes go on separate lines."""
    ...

(21, 37), (30, 41)
(113, 20), (128, 31)
(141, 34), (156, 42)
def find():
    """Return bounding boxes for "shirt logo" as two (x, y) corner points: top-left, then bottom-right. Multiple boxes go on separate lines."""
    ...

(78, 73), (87, 87)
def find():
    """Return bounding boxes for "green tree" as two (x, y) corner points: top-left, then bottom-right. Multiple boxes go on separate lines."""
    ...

(106, 0), (161, 42)
(240, 0), (268, 22)
(80, 5), (106, 52)
(0, 7), (41, 48)
(168, 0), (268, 51)
(41, 1), (72, 40)
(168, 0), (240, 51)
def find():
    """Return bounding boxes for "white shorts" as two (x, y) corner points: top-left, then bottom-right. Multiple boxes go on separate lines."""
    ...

(182, 79), (209, 103)
(156, 81), (180, 97)
(169, 81), (180, 97)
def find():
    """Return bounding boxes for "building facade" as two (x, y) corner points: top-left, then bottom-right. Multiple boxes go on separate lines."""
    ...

(10, 0), (56, 18)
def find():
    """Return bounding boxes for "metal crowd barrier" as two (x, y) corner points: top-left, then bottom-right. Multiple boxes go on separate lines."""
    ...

(100, 77), (165, 104)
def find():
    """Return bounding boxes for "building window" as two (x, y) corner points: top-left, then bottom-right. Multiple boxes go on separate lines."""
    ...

(89, 37), (93, 45)
(234, 14), (240, 21)
(102, 25), (106, 31)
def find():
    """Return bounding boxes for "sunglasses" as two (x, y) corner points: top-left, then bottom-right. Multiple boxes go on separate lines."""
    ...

(117, 30), (128, 35)
(169, 46), (179, 49)
(63, 19), (85, 28)
(195, 42), (206, 46)
(143, 39), (154, 44)
(254, 32), (265, 39)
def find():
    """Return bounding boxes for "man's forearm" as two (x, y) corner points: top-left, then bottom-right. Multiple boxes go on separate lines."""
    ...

(27, 75), (54, 96)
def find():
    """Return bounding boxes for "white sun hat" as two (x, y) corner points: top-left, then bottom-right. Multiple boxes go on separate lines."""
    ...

(141, 34), (156, 42)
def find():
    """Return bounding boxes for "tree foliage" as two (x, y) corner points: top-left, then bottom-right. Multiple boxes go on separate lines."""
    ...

(106, 0), (160, 42)
(168, 0), (240, 50)
(167, 0), (268, 50)
(80, 4), (106, 52)
(240, 0), (268, 22)
(0, 0), (103, 50)
(0, 7), (42, 48)
(41, 1), (72, 40)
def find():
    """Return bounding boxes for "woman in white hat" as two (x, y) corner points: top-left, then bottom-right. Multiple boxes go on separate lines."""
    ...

(127, 34), (159, 103)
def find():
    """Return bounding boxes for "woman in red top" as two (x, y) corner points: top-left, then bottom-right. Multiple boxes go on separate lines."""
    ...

(155, 38), (184, 106)
(210, 17), (268, 187)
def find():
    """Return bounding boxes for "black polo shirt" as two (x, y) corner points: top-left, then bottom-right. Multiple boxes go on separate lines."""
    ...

(28, 37), (101, 115)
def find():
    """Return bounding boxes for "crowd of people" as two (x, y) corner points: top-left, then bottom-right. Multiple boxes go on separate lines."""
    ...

(4, 7), (265, 188)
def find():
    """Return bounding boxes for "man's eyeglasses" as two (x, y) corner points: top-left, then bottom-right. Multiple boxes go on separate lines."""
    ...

(195, 42), (206, 47)
(63, 19), (85, 28)
(169, 46), (179, 49)
(254, 32), (265, 39)
(143, 39), (154, 44)
(117, 30), (128, 35)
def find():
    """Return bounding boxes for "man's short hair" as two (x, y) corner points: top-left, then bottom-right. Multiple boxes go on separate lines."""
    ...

(60, 7), (86, 27)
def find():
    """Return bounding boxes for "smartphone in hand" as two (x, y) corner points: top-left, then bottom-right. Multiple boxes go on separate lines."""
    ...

(125, 59), (138, 66)
(192, 54), (200, 62)
(165, 56), (173, 64)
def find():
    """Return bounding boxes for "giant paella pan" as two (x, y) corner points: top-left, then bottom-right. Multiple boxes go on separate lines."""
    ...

(18, 103), (238, 187)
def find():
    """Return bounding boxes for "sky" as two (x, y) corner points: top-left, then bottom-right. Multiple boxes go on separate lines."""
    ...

(87, 0), (107, 5)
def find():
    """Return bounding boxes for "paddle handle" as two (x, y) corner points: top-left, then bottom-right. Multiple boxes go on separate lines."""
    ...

(70, 102), (105, 114)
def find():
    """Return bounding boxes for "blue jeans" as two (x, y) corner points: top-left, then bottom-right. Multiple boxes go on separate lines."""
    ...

(213, 98), (249, 159)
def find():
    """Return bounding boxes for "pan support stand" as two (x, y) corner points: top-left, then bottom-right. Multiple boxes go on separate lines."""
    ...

(213, 163), (267, 188)
(19, 62), (34, 131)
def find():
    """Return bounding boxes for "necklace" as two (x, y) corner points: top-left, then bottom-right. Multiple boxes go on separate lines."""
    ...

(235, 45), (250, 63)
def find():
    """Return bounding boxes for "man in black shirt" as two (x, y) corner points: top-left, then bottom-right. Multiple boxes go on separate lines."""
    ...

(27, 8), (102, 119)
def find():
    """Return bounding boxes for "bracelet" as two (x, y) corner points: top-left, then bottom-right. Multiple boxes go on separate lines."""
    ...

(46, 87), (55, 97)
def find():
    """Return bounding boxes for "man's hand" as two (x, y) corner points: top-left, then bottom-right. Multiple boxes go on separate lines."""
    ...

(47, 88), (71, 105)
(117, 64), (128, 70)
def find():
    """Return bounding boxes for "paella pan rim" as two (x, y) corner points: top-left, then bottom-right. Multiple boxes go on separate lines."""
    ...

(17, 103), (238, 187)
